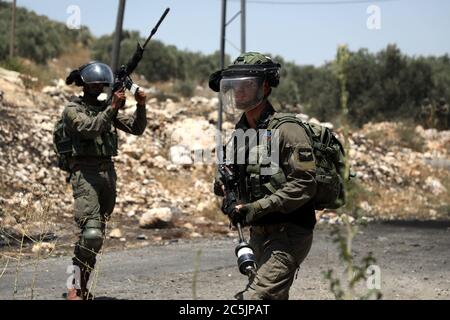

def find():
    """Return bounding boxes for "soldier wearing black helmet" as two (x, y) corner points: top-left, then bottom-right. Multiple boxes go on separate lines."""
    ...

(210, 52), (317, 300)
(62, 61), (147, 300)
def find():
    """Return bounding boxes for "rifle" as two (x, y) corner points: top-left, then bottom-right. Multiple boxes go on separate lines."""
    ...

(218, 164), (257, 277)
(218, 164), (239, 217)
(107, 7), (170, 105)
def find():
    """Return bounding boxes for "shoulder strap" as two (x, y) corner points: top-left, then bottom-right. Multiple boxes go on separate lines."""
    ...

(267, 113), (315, 145)
(267, 113), (301, 130)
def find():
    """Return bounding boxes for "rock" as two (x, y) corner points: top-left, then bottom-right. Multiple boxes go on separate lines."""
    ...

(196, 200), (214, 213)
(0, 67), (24, 86)
(167, 118), (216, 156)
(208, 111), (218, 123)
(309, 117), (321, 125)
(152, 155), (168, 168)
(166, 164), (179, 171)
(424, 177), (447, 195)
(190, 232), (202, 238)
(31, 242), (55, 254)
(109, 228), (122, 239)
(137, 234), (148, 240)
(321, 122), (334, 130)
(221, 121), (235, 130)
(183, 222), (194, 230)
(139, 207), (174, 229)
(169, 145), (193, 165)
(359, 201), (372, 213)
(296, 113), (310, 122)
(1, 215), (17, 227)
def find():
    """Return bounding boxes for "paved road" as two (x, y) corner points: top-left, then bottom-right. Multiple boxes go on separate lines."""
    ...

(0, 222), (449, 300)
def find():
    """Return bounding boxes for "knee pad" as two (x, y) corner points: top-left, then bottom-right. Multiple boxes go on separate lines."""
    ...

(82, 229), (103, 253)
(81, 220), (104, 253)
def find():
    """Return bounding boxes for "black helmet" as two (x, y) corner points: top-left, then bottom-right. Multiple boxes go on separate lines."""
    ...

(209, 52), (281, 92)
(66, 61), (114, 87)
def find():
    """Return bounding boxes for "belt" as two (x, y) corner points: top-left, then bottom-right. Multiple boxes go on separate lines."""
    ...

(70, 157), (114, 172)
(251, 223), (287, 235)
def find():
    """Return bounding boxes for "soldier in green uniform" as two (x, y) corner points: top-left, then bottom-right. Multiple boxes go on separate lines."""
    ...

(210, 53), (317, 300)
(435, 97), (449, 131)
(418, 98), (434, 129)
(63, 61), (147, 300)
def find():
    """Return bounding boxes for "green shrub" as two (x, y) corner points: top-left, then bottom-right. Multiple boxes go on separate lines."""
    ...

(173, 80), (196, 98)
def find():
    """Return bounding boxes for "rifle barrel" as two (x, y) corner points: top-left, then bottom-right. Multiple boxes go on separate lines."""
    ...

(143, 8), (170, 48)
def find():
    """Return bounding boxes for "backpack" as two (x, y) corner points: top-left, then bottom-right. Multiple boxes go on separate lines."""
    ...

(52, 109), (72, 172)
(267, 113), (347, 210)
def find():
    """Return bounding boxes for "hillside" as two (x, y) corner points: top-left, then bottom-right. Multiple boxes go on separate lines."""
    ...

(2, 1), (450, 128)
(0, 66), (449, 257)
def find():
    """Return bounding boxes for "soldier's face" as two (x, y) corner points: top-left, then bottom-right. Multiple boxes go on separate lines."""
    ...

(220, 77), (265, 112)
(84, 83), (104, 97)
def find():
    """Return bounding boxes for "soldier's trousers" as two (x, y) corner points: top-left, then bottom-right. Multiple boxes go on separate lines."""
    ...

(70, 165), (116, 277)
(243, 223), (313, 300)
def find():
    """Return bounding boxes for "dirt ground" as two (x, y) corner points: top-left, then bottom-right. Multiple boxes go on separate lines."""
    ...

(0, 221), (449, 300)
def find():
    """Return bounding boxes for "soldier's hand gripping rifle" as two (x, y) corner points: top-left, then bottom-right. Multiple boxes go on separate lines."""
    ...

(107, 8), (170, 106)
(218, 164), (239, 218)
(218, 164), (257, 278)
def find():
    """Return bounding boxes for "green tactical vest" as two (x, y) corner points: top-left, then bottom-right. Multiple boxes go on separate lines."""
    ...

(54, 101), (118, 168)
(233, 116), (288, 203)
(236, 112), (346, 210)
(69, 101), (118, 157)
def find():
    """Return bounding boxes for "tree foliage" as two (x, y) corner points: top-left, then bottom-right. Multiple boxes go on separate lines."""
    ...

(0, 1), (92, 64)
(91, 31), (229, 83)
(270, 44), (449, 126)
(1, 0), (449, 126)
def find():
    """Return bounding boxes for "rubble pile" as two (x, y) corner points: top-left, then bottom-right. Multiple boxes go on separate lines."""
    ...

(346, 122), (449, 219)
(0, 66), (449, 245)
(0, 67), (225, 243)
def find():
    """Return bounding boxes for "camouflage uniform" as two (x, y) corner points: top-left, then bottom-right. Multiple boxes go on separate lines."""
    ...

(217, 103), (317, 300)
(418, 100), (434, 129)
(435, 99), (449, 131)
(63, 96), (146, 297)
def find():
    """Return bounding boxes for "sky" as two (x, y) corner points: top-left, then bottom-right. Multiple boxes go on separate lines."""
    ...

(6, 0), (450, 66)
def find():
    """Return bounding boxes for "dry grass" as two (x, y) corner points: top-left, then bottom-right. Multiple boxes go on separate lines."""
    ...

(47, 43), (91, 80)
(363, 121), (425, 152)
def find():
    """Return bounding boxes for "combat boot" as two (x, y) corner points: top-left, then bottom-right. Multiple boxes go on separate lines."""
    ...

(66, 288), (82, 300)
(80, 269), (94, 300)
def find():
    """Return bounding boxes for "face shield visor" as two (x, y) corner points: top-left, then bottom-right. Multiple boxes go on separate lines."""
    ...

(219, 76), (265, 114)
(80, 63), (114, 87)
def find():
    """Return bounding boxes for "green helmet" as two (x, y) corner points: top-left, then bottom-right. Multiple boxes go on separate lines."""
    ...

(209, 52), (281, 92)
(233, 52), (274, 65)
(210, 52), (281, 113)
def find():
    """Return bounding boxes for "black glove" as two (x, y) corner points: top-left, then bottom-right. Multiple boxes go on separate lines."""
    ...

(214, 180), (224, 196)
(229, 203), (259, 227)
(229, 207), (247, 227)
